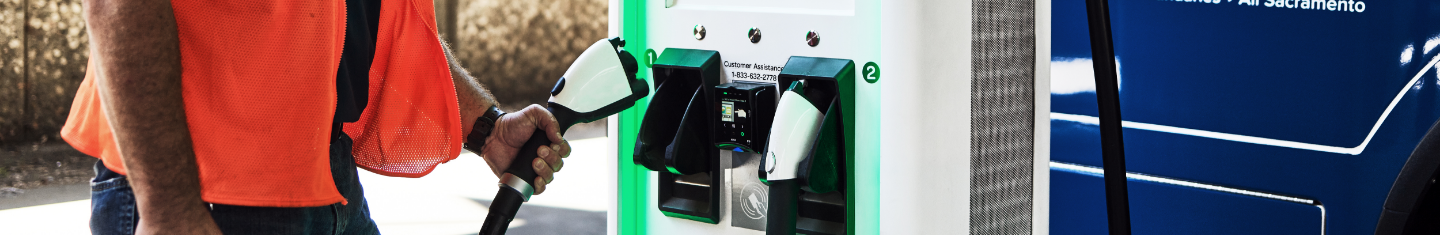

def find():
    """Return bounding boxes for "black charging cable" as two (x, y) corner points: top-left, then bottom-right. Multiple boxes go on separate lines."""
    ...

(1084, 0), (1132, 234)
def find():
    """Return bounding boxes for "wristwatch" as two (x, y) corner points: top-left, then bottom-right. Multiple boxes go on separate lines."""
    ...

(464, 105), (506, 153)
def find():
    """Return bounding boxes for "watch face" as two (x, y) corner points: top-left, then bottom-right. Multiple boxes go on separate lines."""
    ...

(465, 107), (504, 152)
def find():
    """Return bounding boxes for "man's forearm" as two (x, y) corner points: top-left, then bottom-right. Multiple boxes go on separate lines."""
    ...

(439, 35), (499, 136)
(85, 0), (217, 233)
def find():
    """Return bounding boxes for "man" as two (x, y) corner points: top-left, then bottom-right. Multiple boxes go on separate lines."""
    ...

(64, 0), (569, 234)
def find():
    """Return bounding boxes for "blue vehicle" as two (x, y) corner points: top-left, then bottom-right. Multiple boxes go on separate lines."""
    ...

(1050, 0), (1440, 234)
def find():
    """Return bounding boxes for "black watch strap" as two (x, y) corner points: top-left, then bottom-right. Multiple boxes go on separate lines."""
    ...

(464, 105), (506, 153)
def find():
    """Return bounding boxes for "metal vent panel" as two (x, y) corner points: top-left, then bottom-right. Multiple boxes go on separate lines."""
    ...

(971, 0), (1037, 234)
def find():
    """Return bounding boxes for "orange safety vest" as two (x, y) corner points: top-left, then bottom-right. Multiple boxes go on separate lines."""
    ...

(61, 0), (461, 207)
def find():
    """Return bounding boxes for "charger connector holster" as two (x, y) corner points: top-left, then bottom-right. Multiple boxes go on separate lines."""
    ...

(633, 48), (724, 223)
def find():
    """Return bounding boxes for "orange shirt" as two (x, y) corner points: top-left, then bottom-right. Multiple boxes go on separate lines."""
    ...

(61, 0), (462, 207)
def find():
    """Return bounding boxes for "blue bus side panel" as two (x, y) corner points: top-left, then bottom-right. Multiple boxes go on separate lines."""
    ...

(1052, 169), (1322, 235)
(1051, 0), (1440, 233)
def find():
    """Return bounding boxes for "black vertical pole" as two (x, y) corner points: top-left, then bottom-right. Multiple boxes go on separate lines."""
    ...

(1083, 0), (1132, 234)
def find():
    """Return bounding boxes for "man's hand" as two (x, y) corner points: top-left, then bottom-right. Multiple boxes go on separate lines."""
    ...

(479, 105), (573, 195)
(437, 33), (572, 195)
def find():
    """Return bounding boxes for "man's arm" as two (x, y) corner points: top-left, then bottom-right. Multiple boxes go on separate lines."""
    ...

(438, 36), (571, 194)
(438, 37), (498, 137)
(84, 0), (221, 234)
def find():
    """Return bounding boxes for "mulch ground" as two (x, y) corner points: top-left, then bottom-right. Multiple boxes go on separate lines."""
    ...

(0, 142), (96, 198)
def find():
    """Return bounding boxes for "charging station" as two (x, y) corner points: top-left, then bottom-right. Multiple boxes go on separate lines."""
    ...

(602, 1), (1052, 234)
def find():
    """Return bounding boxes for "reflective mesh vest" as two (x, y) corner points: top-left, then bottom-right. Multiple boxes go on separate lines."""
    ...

(61, 0), (462, 207)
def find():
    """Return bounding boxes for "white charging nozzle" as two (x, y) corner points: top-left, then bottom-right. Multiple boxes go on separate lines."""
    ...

(545, 38), (646, 130)
(763, 81), (825, 181)
(481, 37), (645, 235)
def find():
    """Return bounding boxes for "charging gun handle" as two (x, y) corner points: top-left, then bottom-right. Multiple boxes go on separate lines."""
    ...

(766, 179), (800, 235)
(479, 129), (550, 235)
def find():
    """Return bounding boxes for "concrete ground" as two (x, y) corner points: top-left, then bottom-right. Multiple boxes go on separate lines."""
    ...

(0, 136), (612, 235)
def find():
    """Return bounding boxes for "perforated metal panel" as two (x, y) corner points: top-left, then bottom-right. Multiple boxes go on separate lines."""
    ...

(971, 0), (1036, 234)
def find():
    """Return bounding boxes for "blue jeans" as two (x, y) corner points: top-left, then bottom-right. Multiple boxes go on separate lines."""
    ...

(89, 127), (380, 235)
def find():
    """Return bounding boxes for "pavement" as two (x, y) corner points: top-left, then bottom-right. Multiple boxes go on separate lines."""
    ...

(0, 136), (612, 235)
(0, 183), (89, 210)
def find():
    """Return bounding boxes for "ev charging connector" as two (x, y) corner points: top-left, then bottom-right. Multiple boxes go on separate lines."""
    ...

(478, 37), (647, 235)
(762, 56), (854, 235)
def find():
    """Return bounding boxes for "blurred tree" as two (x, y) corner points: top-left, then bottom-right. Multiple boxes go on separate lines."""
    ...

(0, 0), (23, 144)
(0, 0), (87, 146)
(454, 0), (607, 110)
(23, 0), (87, 146)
